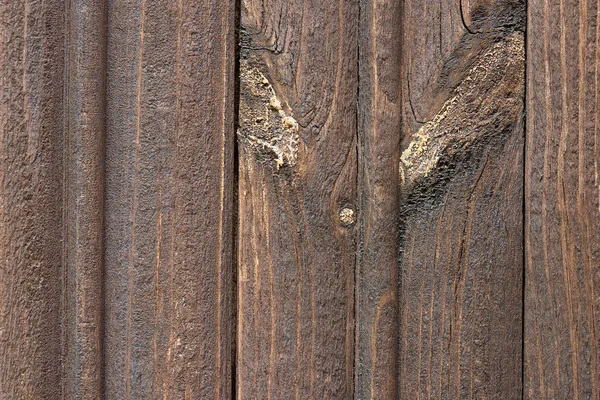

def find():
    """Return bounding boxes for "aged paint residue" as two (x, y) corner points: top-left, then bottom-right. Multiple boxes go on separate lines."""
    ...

(400, 32), (525, 186)
(238, 59), (299, 169)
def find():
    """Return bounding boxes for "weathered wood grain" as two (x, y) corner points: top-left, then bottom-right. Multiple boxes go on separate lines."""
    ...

(402, 0), (524, 148)
(399, 1), (525, 398)
(104, 0), (235, 397)
(237, 0), (358, 397)
(0, 0), (65, 397)
(64, 0), (106, 398)
(356, 0), (402, 398)
(402, 0), (471, 152)
(525, 0), (600, 397)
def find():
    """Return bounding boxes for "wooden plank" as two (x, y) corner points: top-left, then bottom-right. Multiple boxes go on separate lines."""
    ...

(237, 1), (358, 397)
(355, 0), (402, 398)
(399, 1), (525, 398)
(104, 0), (235, 397)
(64, 0), (106, 397)
(0, 0), (65, 397)
(525, 0), (600, 397)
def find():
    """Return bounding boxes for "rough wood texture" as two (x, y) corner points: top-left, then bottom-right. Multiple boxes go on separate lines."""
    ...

(64, 0), (106, 398)
(399, 1), (525, 398)
(525, 0), (600, 397)
(6, 0), (600, 397)
(355, 0), (402, 398)
(237, 0), (358, 397)
(0, 0), (64, 397)
(104, 0), (235, 397)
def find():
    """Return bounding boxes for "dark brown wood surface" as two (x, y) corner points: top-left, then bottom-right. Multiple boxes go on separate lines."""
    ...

(0, 0), (65, 398)
(525, 0), (600, 398)
(64, 0), (106, 397)
(237, 0), (358, 398)
(356, 0), (402, 398)
(398, 1), (525, 398)
(3, 0), (600, 397)
(104, 0), (235, 398)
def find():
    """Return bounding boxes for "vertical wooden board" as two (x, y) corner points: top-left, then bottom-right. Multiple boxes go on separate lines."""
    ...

(356, 0), (402, 398)
(237, 0), (358, 398)
(0, 0), (65, 398)
(525, 0), (600, 397)
(399, 1), (525, 398)
(64, 0), (106, 398)
(105, 0), (235, 397)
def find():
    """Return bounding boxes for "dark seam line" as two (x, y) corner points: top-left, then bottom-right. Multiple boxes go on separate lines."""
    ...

(354, 1), (361, 399)
(522, 2), (528, 397)
(232, 0), (242, 397)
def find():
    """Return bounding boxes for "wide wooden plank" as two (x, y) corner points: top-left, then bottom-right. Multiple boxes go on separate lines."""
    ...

(104, 0), (235, 397)
(399, 1), (525, 398)
(64, 0), (107, 397)
(525, 0), (600, 397)
(0, 0), (65, 397)
(355, 0), (402, 398)
(237, 1), (358, 397)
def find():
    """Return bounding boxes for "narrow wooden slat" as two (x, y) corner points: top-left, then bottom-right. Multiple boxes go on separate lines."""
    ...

(355, 0), (402, 398)
(399, 1), (525, 398)
(525, 0), (600, 397)
(64, 0), (107, 397)
(104, 0), (235, 397)
(0, 0), (65, 397)
(237, 0), (358, 397)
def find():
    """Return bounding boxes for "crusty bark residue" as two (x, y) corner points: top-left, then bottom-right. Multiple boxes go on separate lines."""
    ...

(238, 59), (299, 169)
(400, 31), (524, 188)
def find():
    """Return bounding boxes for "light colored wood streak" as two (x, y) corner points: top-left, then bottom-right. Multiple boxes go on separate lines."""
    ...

(124, 1), (146, 395)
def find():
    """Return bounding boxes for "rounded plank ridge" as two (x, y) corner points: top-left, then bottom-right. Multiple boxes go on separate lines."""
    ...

(64, 0), (107, 397)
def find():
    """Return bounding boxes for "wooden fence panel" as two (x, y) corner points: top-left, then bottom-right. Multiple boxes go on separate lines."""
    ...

(4, 0), (600, 398)
(237, 0), (359, 398)
(104, 0), (235, 398)
(525, 0), (600, 397)
(398, 1), (525, 398)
